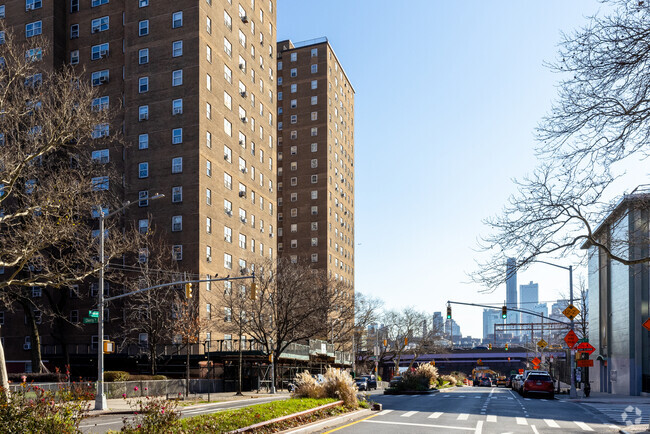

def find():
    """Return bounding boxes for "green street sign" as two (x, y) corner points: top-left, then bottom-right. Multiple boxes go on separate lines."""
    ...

(88, 310), (99, 318)
(577, 338), (588, 344)
(83, 317), (98, 324)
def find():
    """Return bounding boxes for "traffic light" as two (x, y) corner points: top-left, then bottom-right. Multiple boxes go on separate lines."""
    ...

(249, 281), (257, 300)
(488, 343), (492, 350)
(505, 343), (509, 351)
(446, 306), (452, 319)
(185, 282), (193, 298)
(501, 306), (507, 319)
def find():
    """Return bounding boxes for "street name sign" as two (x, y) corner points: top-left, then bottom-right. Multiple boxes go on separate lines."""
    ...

(563, 304), (580, 321)
(537, 339), (548, 349)
(83, 317), (98, 324)
(89, 310), (99, 318)
(564, 330), (579, 348)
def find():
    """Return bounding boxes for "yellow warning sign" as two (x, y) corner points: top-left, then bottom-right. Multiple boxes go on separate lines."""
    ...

(562, 304), (580, 321)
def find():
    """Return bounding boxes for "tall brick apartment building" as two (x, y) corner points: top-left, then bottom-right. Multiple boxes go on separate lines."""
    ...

(0, 0), (278, 374)
(275, 38), (355, 292)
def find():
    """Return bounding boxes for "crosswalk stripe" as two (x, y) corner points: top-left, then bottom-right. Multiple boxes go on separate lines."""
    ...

(401, 411), (417, 417)
(377, 410), (393, 416)
(544, 419), (560, 428)
(516, 417), (527, 425)
(457, 413), (469, 420)
(429, 412), (443, 419)
(486, 415), (497, 422)
(574, 421), (593, 431)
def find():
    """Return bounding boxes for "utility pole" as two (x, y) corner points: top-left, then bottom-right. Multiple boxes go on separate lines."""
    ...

(569, 265), (576, 398)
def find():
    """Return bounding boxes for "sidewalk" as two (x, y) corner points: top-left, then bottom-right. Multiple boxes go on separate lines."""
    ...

(86, 390), (290, 417)
(561, 390), (650, 405)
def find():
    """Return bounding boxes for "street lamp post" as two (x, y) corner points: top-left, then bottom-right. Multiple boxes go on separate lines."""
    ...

(95, 194), (164, 411)
(532, 260), (577, 399)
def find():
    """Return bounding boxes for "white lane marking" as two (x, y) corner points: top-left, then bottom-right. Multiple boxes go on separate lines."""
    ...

(531, 425), (540, 434)
(574, 421), (594, 431)
(401, 411), (418, 417)
(475, 420), (483, 434)
(429, 412), (443, 419)
(486, 415), (497, 422)
(362, 420), (474, 431)
(377, 409), (393, 415)
(516, 417), (527, 425)
(457, 413), (469, 420)
(544, 419), (560, 428)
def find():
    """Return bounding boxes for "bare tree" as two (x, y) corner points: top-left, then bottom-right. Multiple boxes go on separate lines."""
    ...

(381, 308), (427, 373)
(119, 230), (182, 375)
(473, 1), (650, 289)
(0, 29), (130, 390)
(220, 258), (352, 388)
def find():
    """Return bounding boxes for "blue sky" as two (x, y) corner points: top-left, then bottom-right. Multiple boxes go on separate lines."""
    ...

(277, 1), (606, 338)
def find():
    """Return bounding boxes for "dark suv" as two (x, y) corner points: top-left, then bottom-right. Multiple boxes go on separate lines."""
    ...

(361, 375), (377, 390)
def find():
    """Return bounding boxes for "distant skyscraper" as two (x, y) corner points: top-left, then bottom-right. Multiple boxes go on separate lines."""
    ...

(432, 312), (444, 332)
(506, 258), (518, 326)
(483, 309), (502, 340)
(444, 319), (462, 339)
(519, 281), (539, 323)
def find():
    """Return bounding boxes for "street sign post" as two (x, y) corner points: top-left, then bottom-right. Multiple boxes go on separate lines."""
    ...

(564, 330), (579, 348)
(563, 304), (580, 321)
(83, 317), (98, 324)
(537, 339), (548, 349)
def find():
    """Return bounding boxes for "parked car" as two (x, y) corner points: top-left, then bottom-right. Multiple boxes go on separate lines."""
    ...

(355, 377), (368, 391)
(506, 374), (517, 388)
(389, 376), (402, 388)
(521, 372), (554, 399)
(479, 377), (492, 387)
(361, 375), (377, 390)
(512, 374), (523, 392)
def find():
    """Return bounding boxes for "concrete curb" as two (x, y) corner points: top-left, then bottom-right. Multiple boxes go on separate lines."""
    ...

(281, 408), (373, 433)
(230, 400), (345, 433)
(383, 388), (440, 395)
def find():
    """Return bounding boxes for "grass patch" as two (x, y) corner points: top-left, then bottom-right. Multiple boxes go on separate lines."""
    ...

(174, 398), (341, 433)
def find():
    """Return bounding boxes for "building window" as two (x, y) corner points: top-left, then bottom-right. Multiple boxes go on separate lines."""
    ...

(290, 208), (297, 217)
(91, 149), (109, 164)
(70, 0), (79, 12)
(311, 143), (317, 152)
(92, 96), (109, 111)
(206, 44), (212, 62)
(224, 91), (232, 110)
(206, 160), (212, 177)
(70, 50), (80, 64)
(311, 253), (318, 262)
(206, 189), (212, 205)
(290, 130), (297, 139)
(172, 245), (182, 260)
(91, 69), (109, 86)
(311, 175), (318, 184)
(206, 16), (212, 34)
(224, 118), (232, 136)
(224, 226), (232, 243)
(311, 190), (318, 199)
(311, 64), (317, 74)
(311, 222), (318, 231)
(139, 20), (149, 36)
(311, 111), (317, 121)
(278, 92), (282, 101)
(239, 233), (246, 249)
(70, 24), (79, 39)
(91, 176), (109, 191)
(139, 190), (149, 206)
(172, 215), (182, 232)
(139, 77), (149, 93)
(311, 80), (317, 89)
(172, 128), (183, 144)
(172, 11), (183, 28)
(311, 158), (318, 168)
(139, 0), (148, 7)
(26, 0), (42, 10)
(0, 6), (5, 18)
(138, 162), (149, 178)
(172, 70), (183, 86)
(91, 43), (109, 60)
(290, 52), (297, 62)
(224, 38), (232, 57)
(25, 21), (43, 38)
(224, 253), (232, 269)
(92, 16), (109, 32)
(138, 218), (149, 234)
(206, 102), (211, 119)
(224, 308), (232, 322)
(224, 173), (232, 189)
(290, 68), (297, 77)
(311, 206), (318, 215)
(139, 48), (149, 64)
(172, 186), (182, 203)
(172, 99), (183, 115)
(206, 73), (212, 91)
(139, 134), (148, 150)
(311, 48), (317, 57)
(290, 84), (297, 93)
(311, 127), (318, 136)
(91, 0), (109, 6)
(172, 40), (183, 57)
(138, 105), (149, 121)
(290, 115), (297, 124)
(172, 157), (183, 173)
(206, 217), (212, 233)
(91, 123), (109, 138)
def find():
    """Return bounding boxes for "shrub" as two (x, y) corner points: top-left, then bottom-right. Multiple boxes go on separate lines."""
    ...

(293, 371), (324, 399)
(440, 375), (457, 387)
(129, 374), (167, 381)
(413, 364), (439, 385)
(8, 372), (66, 383)
(105, 371), (130, 382)
(322, 368), (357, 408)
(121, 394), (180, 433)
(0, 384), (89, 433)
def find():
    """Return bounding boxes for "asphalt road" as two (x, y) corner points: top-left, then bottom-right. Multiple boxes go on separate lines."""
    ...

(321, 386), (620, 433)
(79, 395), (288, 433)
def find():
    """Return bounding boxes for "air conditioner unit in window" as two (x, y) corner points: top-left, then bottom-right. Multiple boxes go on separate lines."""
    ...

(240, 216), (247, 223)
(240, 91), (247, 98)
(225, 209), (232, 216)
(224, 236), (230, 242)
(139, 113), (148, 121)
(239, 63), (245, 70)
(239, 140), (244, 145)
(239, 191), (246, 197)
(240, 167), (247, 173)
(99, 50), (108, 58)
(240, 15), (248, 23)
(98, 76), (108, 84)
(206, 256), (212, 263)
(269, 187), (273, 193)
(92, 26), (100, 33)
(241, 117), (248, 123)
(224, 154), (230, 160)
(23, 343), (31, 350)
(269, 233), (274, 238)
(240, 267), (248, 275)
(173, 108), (182, 115)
